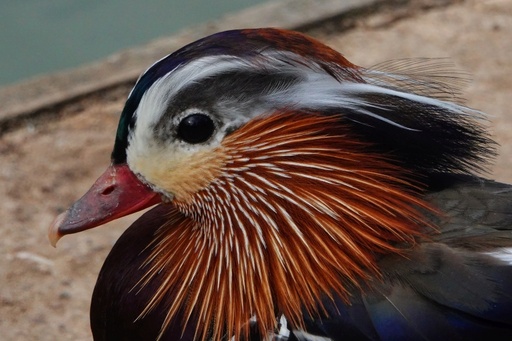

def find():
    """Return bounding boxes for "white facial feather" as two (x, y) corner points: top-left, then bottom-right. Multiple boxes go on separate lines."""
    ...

(127, 50), (484, 196)
(131, 51), (482, 144)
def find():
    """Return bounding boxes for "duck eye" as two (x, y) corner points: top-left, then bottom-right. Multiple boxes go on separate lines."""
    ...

(177, 113), (215, 144)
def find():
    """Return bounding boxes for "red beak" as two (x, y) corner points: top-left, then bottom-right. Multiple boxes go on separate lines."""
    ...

(48, 163), (162, 246)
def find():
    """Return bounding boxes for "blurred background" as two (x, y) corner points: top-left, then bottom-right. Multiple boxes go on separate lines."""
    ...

(1, 1), (511, 340)
(0, 0), (268, 86)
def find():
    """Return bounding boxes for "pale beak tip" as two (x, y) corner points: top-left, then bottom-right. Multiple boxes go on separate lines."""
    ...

(48, 212), (66, 247)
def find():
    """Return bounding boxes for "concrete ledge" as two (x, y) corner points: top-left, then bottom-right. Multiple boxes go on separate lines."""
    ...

(0, 0), (458, 133)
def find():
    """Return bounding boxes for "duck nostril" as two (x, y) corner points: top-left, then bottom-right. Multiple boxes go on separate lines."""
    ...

(101, 185), (116, 196)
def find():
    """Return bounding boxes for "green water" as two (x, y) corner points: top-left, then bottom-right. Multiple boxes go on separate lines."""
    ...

(1, 0), (268, 86)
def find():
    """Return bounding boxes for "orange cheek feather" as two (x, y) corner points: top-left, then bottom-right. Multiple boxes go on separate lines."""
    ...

(136, 112), (435, 340)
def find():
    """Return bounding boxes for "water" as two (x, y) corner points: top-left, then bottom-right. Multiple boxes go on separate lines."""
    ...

(0, 0), (268, 86)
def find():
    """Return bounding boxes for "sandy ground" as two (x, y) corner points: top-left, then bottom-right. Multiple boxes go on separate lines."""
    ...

(1, 0), (511, 340)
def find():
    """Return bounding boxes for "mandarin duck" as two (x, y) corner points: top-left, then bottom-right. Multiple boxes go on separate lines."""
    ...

(49, 28), (512, 340)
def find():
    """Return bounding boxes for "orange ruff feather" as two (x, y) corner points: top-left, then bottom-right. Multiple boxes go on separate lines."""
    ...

(135, 112), (434, 340)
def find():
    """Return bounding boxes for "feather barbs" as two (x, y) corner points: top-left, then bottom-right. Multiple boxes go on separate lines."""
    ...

(135, 111), (435, 340)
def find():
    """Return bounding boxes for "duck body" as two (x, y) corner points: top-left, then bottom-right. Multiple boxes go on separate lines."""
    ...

(49, 28), (512, 340)
(91, 175), (512, 340)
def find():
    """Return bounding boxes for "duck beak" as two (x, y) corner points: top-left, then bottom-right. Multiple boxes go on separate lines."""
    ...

(48, 163), (161, 247)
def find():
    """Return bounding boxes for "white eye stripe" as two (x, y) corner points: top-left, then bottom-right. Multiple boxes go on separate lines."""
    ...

(130, 50), (486, 171)
(132, 56), (251, 134)
(132, 42), (488, 136)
